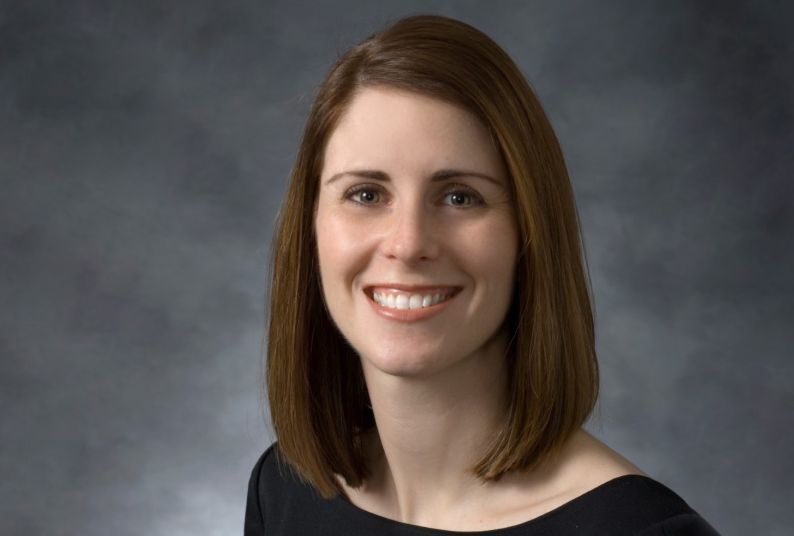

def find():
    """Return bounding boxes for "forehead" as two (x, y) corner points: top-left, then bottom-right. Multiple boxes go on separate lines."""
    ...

(321, 86), (506, 180)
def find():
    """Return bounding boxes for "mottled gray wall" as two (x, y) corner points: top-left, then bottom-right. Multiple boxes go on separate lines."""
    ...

(1, 1), (791, 534)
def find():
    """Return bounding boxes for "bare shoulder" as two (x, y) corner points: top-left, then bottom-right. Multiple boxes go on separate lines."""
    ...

(491, 428), (647, 516)
(559, 428), (647, 490)
(493, 428), (647, 502)
(458, 428), (649, 527)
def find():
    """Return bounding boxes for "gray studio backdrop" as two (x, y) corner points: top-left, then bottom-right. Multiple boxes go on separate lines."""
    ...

(2, 1), (792, 534)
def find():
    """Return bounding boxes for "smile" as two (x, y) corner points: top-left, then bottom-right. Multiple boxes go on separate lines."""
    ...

(364, 286), (461, 322)
(372, 290), (454, 310)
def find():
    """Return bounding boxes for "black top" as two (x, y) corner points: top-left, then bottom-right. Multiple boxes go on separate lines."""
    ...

(244, 442), (719, 535)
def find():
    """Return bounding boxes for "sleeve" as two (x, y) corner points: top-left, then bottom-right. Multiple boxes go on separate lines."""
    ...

(243, 449), (269, 536)
(637, 513), (721, 536)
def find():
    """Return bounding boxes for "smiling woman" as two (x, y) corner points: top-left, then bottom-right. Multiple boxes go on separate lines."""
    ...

(245, 14), (719, 536)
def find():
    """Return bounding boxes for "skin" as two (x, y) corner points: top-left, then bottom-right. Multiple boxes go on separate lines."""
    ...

(314, 86), (644, 531)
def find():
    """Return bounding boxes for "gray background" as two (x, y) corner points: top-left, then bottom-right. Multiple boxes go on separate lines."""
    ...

(2, 1), (792, 534)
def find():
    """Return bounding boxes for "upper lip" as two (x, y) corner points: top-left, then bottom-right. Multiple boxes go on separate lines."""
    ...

(363, 283), (463, 294)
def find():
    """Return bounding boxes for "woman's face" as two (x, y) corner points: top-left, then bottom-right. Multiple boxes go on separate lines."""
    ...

(315, 86), (518, 378)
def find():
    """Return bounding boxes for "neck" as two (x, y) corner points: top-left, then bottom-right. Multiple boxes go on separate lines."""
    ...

(359, 328), (510, 525)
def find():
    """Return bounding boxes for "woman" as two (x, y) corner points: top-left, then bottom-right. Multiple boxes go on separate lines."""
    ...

(245, 14), (718, 535)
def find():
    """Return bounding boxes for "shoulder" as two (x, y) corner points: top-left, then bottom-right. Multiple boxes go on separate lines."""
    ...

(247, 441), (288, 487)
(505, 430), (719, 533)
(245, 441), (305, 509)
(244, 442), (276, 535)
(244, 442), (298, 535)
(572, 474), (720, 535)
(554, 431), (719, 534)
(549, 429), (647, 495)
(244, 441), (339, 535)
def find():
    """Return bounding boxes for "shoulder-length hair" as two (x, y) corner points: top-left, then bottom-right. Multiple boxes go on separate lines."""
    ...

(266, 14), (598, 499)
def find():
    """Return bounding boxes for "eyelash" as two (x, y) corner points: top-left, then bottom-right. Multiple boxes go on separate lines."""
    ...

(343, 183), (485, 208)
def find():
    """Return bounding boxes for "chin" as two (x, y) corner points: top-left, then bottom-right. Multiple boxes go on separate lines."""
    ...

(359, 346), (452, 379)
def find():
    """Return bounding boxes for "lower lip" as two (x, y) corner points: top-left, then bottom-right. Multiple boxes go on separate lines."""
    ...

(365, 292), (457, 323)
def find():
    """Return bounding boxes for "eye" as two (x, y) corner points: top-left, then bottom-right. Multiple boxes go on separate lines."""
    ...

(441, 185), (484, 208)
(344, 184), (383, 206)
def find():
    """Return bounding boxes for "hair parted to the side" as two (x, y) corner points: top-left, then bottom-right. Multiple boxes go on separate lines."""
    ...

(266, 14), (598, 499)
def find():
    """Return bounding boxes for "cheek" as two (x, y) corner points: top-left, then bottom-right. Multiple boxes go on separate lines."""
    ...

(464, 217), (519, 278)
(315, 208), (372, 284)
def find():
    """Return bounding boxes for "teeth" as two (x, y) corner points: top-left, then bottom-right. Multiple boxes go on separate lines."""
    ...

(372, 290), (453, 310)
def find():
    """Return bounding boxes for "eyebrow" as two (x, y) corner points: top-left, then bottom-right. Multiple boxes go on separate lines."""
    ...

(323, 168), (504, 187)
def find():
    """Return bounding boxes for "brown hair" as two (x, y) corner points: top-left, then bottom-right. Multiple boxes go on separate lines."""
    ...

(266, 14), (598, 499)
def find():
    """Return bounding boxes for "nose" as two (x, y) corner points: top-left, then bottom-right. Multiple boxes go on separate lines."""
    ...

(379, 203), (439, 264)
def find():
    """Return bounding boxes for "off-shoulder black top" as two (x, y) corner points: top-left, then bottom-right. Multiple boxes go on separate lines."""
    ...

(244, 443), (719, 535)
